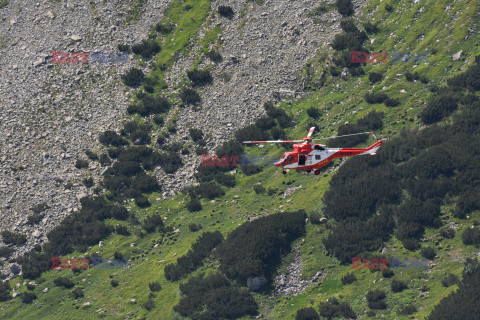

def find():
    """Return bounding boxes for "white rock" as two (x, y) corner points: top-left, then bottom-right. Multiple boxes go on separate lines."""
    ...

(452, 50), (462, 61)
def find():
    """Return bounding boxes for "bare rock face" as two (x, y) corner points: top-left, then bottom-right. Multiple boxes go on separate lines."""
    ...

(247, 275), (268, 291)
(274, 247), (324, 296)
(0, 0), (170, 264)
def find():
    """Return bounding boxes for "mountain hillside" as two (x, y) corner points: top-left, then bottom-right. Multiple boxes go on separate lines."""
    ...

(0, 0), (479, 319)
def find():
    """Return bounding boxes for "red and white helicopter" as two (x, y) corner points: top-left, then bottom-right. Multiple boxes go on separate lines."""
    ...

(243, 127), (388, 175)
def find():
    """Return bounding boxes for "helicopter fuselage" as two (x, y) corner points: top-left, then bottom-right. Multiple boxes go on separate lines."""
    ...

(274, 140), (383, 171)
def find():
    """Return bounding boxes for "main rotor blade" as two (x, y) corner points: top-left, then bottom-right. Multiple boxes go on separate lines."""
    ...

(243, 140), (303, 144)
(306, 127), (315, 138)
(312, 132), (371, 141)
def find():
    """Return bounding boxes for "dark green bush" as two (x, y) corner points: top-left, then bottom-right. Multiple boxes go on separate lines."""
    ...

(142, 214), (164, 233)
(214, 173), (236, 188)
(461, 227), (480, 245)
(131, 95), (171, 117)
(440, 227), (455, 239)
(366, 289), (386, 302)
(341, 273), (357, 285)
(398, 304), (417, 315)
(99, 131), (128, 147)
(368, 300), (387, 309)
(153, 115), (164, 126)
(340, 19), (358, 33)
(117, 44), (130, 52)
(165, 231), (223, 281)
(0, 281), (11, 302)
(206, 49), (222, 62)
(188, 223), (202, 232)
(306, 107), (320, 119)
(217, 211), (306, 280)
(186, 197), (202, 212)
(218, 5), (234, 18)
(115, 225), (130, 236)
(71, 287), (84, 299)
(331, 31), (367, 51)
(363, 21), (379, 33)
(191, 182), (225, 200)
(187, 69), (213, 86)
(1, 231), (27, 245)
(0, 247), (14, 258)
(149, 281), (162, 292)
(180, 87), (201, 105)
(253, 185), (265, 194)
(21, 292), (37, 304)
(364, 91), (388, 103)
(132, 39), (160, 59)
(111, 279), (119, 287)
(54, 277), (74, 289)
(75, 159), (89, 169)
(30, 202), (49, 214)
(99, 153), (111, 166)
(27, 213), (44, 225)
(420, 93), (458, 124)
(26, 283), (36, 291)
(135, 195), (150, 208)
(384, 97), (400, 107)
(369, 71), (383, 83)
(85, 150), (98, 161)
(442, 273), (459, 287)
(421, 246), (436, 260)
(143, 298), (155, 311)
(156, 22), (174, 34)
(318, 297), (356, 319)
(296, 307), (320, 320)
(336, 0), (354, 16)
(173, 273), (258, 319)
(391, 279), (408, 293)
(309, 212), (322, 225)
(122, 68), (145, 87)
(382, 268), (394, 278)
(189, 128), (203, 142)
(83, 177), (94, 188)
(402, 238), (421, 251)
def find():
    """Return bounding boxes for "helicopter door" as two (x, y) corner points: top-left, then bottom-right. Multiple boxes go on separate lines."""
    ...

(298, 154), (306, 166)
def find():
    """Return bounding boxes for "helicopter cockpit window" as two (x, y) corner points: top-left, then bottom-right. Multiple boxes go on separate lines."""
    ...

(314, 145), (325, 151)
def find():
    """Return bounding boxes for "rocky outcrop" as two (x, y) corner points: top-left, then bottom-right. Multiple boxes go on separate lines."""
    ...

(274, 246), (324, 296)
